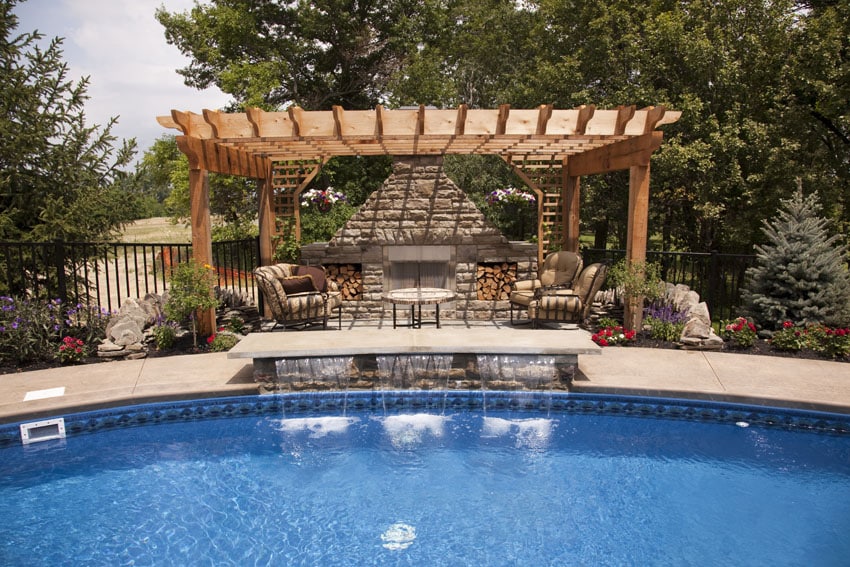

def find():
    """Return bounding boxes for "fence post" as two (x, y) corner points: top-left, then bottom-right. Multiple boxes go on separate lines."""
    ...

(53, 239), (68, 304)
(707, 250), (719, 320)
(254, 235), (264, 314)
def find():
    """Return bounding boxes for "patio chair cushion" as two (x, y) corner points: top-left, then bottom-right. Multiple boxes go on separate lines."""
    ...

(527, 262), (609, 327)
(509, 289), (536, 307)
(294, 265), (328, 292)
(279, 275), (316, 295)
(539, 251), (583, 287)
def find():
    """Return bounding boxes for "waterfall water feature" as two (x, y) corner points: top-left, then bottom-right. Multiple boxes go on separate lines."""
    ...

(375, 354), (454, 389)
(476, 354), (557, 389)
(266, 352), (567, 415)
(275, 356), (354, 388)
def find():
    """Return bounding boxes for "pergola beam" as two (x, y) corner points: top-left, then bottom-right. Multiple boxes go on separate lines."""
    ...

(567, 132), (664, 176)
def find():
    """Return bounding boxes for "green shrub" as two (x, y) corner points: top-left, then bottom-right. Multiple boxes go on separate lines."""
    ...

(152, 320), (179, 350)
(607, 259), (665, 303)
(644, 317), (685, 342)
(595, 317), (620, 329)
(207, 332), (239, 352)
(165, 260), (220, 347)
(223, 315), (245, 335)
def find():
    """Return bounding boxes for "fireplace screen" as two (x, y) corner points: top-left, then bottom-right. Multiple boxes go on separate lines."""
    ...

(385, 246), (454, 291)
(390, 262), (449, 289)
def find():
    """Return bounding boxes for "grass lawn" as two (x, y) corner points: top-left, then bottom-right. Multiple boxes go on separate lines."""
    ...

(121, 217), (191, 243)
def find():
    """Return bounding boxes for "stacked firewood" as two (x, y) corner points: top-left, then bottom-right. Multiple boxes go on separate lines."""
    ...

(325, 263), (362, 300)
(476, 262), (517, 300)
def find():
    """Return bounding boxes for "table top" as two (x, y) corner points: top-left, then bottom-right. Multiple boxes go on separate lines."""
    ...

(382, 287), (456, 305)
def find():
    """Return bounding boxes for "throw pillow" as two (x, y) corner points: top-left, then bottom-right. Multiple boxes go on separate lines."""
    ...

(279, 275), (316, 295)
(295, 265), (327, 292)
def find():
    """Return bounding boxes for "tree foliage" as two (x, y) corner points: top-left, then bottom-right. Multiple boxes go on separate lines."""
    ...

(742, 189), (850, 331)
(0, 1), (138, 241)
(135, 135), (258, 239)
(156, 0), (440, 110)
(157, 0), (850, 254)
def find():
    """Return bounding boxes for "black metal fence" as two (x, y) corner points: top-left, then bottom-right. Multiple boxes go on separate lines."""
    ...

(0, 238), (757, 321)
(582, 248), (757, 322)
(0, 238), (261, 312)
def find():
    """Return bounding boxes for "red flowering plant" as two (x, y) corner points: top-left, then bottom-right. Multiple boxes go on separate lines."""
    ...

(769, 321), (807, 351)
(720, 316), (758, 348)
(801, 324), (850, 359)
(56, 335), (86, 363)
(591, 325), (637, 347)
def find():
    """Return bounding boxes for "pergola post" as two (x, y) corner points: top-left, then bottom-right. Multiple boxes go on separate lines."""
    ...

(257, 172), (275, 267)
(188, 165), (216, 336)
(625, 163), (651, 331)
(564, 173), (581, 253)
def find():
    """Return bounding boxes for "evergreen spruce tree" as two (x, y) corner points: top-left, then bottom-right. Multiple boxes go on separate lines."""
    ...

(0, 1), (138, 241)
(742, 189), (850, 331)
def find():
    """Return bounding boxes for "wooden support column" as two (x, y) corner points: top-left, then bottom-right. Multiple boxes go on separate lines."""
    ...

(189, 165), (216, 336)
(624, 163), (651, 331)
(257, 172), (275, 267)
(564, 173), (581, 253)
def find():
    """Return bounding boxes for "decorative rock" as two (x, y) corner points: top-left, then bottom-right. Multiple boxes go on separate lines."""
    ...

(109, 319), (145, 346)
(682, 318), (712, 340)
(126, 352), (148, 360)
(97, 339), (124, 352)
(97, 348), (128, 358)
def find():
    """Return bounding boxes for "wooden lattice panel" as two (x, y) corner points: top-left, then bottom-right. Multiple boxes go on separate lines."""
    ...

(271, 159), (322, 236)
(511, 158), (566, 252)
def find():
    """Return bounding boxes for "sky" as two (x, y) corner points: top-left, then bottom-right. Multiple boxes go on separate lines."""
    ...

(14, 0), (231, 165)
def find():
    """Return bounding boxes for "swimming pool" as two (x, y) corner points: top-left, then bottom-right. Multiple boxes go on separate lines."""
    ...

(1, 392), (849, 566)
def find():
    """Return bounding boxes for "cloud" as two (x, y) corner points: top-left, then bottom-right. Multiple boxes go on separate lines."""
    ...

(15, 0), (230, 164)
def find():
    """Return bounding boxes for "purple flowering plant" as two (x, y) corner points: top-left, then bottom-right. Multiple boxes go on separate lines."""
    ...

(0, 296), (112, 366)
(301, 187), (348, 211)
(485, 186), (536, 206)
(643, 301), (689, 342)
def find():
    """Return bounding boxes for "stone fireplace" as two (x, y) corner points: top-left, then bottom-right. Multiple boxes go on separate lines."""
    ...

(300, 155), (537, 321)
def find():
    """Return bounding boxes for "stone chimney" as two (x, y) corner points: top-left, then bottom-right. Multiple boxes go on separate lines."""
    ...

(301, 155), (536, 321)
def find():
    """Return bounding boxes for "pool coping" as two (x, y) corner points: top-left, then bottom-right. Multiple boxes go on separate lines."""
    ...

(2, 329), (850, 425)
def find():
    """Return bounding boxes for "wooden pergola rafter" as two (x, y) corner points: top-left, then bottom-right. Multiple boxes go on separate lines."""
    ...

(159, 103), (680, 332)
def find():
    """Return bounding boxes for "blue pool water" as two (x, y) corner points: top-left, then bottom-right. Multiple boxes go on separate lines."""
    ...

(1, 392), (849, 566)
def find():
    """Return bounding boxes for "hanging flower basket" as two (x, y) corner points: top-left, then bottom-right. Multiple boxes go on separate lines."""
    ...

(485, 186), (536, 207)
(301, 187), (347, 213)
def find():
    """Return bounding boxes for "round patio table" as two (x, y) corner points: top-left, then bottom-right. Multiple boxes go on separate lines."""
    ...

(382, 287), (456, 329)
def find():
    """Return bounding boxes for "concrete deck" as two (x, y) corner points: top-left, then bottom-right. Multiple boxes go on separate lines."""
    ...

(2, 322), (850, 424)
(227, 326), (601, 358)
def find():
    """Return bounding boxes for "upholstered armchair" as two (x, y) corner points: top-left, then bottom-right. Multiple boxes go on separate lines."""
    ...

(509, 251), (583, 324)
(526, 262), (609, 328)
(253, 263), (342, 330)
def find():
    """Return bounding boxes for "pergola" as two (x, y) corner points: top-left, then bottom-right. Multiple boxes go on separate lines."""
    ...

(158, 104), (680, 333)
